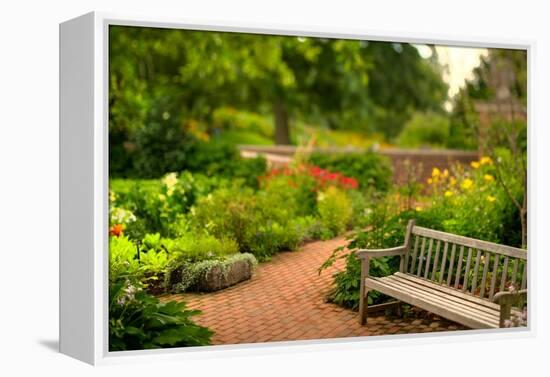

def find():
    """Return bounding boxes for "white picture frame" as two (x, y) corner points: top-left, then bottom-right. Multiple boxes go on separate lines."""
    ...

(59, 11), (534, 365)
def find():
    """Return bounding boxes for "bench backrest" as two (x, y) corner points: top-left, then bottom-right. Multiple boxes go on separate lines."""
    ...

(400, 220), (527, 301)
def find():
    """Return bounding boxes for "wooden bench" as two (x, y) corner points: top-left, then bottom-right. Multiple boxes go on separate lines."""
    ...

(358, 220), (527, 329)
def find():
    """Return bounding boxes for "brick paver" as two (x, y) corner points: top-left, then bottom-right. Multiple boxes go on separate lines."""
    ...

(165, 236), (467, 345)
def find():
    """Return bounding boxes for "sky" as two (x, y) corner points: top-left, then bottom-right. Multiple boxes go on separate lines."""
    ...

(415, 44), (488, 110)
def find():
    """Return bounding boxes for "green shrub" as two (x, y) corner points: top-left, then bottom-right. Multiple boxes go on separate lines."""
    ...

(418, 150), (523, 246)
(109, 236), (140, 282)
(320, 199), (414, 309)
(109, 278), (212, 350)
(130, 103), (197, 179)
(167, 234), (239, 263)
(211, 107), (273, 139)
(317, 186), (353, 238)
(397, 111), (450, 148)
(186, 141), (267, 188)
(308, 151), (392, 192)
(190, 186), (258, 250)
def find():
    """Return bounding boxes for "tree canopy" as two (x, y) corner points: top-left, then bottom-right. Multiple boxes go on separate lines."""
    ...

(109, 26), (449, 176)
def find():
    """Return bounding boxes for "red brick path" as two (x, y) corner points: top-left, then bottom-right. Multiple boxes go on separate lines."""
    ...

(166, 236), (466, 345)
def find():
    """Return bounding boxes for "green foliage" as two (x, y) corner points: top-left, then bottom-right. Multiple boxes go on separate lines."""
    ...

(418, 151), (522, 246)
(308, 151), (392, 192)
(320, 197), (415, 309)
(397, 111), (450, 148)
(317, 187), (353, 238)
(185, 141), (267, 188)
(449, 49), (527, 150)
(109, 25), (448, 171)
(167, 234), (239, 264)
(190, 186), (257, 250)
(212, 107), (273, 140)
(109, 236), (140, 282)
(109, 279), (212, 350)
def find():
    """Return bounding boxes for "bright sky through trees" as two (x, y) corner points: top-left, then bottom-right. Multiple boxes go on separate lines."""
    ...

(415, 44), (488, 110)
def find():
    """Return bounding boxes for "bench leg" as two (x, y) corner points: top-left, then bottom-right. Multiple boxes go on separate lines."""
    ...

(396, 302), (402, 317)
(359, 289), (369, 325)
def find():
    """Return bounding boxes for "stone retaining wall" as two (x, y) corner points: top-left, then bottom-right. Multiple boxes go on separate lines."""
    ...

(238, 145), (479, 185)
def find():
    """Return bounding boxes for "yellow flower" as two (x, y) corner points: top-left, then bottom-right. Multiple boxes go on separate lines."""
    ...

(158, 194), (166, 202)
(480, 156), (493, 165)
(162, 172), (178, 196)
(484, 174), (494, 182)
(449, 177), (457, 186)
(415, 206), (423, 212)
(427, 178), (433, 185)
(432, 167), (441, 177)
(487, 195), (496, 202)
(461, 178), (474, 190)
(471, 161), (480, 169)
(109, 190), (117, 202)
(444, 190), (453, 197)
(443, 169), (449, 177)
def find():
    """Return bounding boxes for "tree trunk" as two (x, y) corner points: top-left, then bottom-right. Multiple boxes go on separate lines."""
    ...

(273, 100), (290, 145)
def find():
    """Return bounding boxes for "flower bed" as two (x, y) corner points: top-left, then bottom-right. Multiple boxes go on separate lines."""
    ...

(322, 150), (525, 311)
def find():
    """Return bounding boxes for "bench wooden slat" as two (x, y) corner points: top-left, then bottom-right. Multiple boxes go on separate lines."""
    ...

(471, 249), (482, 294)
(382, 277), (500, 323)
(511, 258), (519, 286)
(462, 248), (473, 292)
(439, 242), (449, 284)
(412, 226), (526, 259)
(394, 272), (501, 311)
(389, 275), (501, 317)
(449, 246), (464, 289)
(449, 244), (459, 287)
(424, 239), (434, 279)
(431, 240), (442, 281)
(417, 237), (427, 277)
(520, 261), (527, 289)
(480, 251), (491, 298)
(366, 277), (499, 329)
(408, 235), (420, 274)
(489, 254), (500, 300)
(500, 256), (509, 293)
(365, 276), (499, 328)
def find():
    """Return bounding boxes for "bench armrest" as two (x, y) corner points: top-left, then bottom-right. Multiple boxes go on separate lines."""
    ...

(492, 289), (527, 327)
(356, 246), (407, 259)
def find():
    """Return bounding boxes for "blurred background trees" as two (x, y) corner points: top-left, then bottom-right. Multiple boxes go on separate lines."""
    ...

(109, 26), (526, 181)
(109, 26), (448, 177)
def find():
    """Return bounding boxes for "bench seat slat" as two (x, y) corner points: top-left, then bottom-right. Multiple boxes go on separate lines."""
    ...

(385, 275), (501, 318)
(365, 279), (499, 329)
(393, 272), (501, 311)
(377, 278), (499, 326)
(364, 275), (499, 329)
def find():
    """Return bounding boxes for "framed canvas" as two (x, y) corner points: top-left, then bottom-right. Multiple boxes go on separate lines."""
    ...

(60, 11), (533, 365)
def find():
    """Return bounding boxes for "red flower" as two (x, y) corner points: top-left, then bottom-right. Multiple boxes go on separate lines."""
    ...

(110, 224), (124, 237)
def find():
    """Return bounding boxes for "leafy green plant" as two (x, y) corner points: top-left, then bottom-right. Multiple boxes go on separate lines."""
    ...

(109, 279), (212, 351)
(109, 236), (140, 283)
(317, 186), (353, 238)
(397, 111), (451, 148)
(190, 186), (258, 250)
(308, 151), (392, 192)
(418, 151), (522, 246)
(167, 234), (239, 263)
(320, 198), (414, 309)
